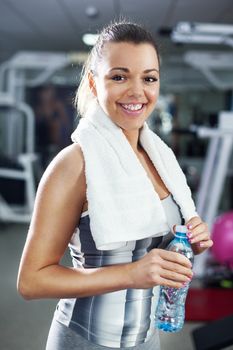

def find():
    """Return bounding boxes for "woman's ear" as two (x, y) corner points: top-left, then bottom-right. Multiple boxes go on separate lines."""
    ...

(88, 71), (97, 97)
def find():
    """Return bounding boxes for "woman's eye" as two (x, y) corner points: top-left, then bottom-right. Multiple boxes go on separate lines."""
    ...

(144, 76), (158, 83)
(111, 75), (125, 81)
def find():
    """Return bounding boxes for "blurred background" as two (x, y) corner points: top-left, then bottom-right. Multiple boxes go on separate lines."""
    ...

(0, 1), (233, 349)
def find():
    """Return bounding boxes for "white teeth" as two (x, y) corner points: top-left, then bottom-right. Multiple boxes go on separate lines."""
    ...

(121, 103), (143, 111)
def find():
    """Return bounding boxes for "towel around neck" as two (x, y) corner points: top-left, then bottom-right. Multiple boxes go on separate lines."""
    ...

(71, 102), (198, 250)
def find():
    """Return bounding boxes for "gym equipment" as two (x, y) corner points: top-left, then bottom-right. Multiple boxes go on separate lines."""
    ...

(181, 50), (233, 279)
(0, 51), (87, 101)
(192, 314), (233, 350)
(0, 93), (37, 223)
(191, 111), (233, 277)
(186, 288), (233, 322)
(195, 111), (233, 227)
(0, 51), (86, 223)
(211, 211), (233, 268)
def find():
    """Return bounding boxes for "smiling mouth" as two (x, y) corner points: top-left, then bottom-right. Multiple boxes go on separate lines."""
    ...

(120, 103), (145, 111)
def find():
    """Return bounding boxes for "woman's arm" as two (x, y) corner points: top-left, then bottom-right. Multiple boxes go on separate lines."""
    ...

(17, 143), (193, 300)
(17, 143), (130, 299)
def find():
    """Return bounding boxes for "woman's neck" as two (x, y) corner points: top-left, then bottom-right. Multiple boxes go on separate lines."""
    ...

(122, 129), (141, 152)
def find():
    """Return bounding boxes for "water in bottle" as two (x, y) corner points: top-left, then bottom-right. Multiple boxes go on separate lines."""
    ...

(155, 225), (194, 332)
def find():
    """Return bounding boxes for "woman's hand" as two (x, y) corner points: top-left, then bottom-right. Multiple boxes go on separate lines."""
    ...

(186, 216), (213, 255)
(127, 248), (193, 289)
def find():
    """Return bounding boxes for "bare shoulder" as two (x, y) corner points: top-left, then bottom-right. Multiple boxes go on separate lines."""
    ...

(40, 143), (85, 187)
(46, 142), (84, 174)
(36, 143), (86, 213)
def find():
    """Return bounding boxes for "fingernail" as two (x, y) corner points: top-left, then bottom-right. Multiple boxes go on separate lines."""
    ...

(182, 281), (189, 287)
(187, 224), (193, 229)
(187, 232), (192, 238)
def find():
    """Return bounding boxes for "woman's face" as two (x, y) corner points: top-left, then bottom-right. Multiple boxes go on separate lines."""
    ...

(90, 42), (160, 132)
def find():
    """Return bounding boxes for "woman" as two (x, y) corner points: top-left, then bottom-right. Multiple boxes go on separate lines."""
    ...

(17, 21), (213, 350)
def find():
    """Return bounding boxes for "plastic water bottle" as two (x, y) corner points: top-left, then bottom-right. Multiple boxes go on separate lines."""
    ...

(155, 225), (194, 332)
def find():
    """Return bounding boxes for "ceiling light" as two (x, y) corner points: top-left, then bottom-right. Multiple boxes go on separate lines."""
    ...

(184, 51), (233, 90)
(85, 6), (99, 18)
(172, 22), (233, 47)
(173, 33), (227, 44)
(82, 34), (99, 46)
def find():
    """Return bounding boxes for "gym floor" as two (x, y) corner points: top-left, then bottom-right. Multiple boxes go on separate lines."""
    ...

(0, 223), (231, 350)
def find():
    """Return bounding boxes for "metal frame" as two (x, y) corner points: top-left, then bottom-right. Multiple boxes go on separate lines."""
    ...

(193, 111), (233, 277)
(0, 93), (37, 223)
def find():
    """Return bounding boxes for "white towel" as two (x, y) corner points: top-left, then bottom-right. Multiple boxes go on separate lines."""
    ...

(71, 102), (198, 250)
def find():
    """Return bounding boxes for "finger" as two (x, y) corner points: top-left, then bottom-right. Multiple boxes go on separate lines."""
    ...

(198, 239), (213, 248)
(187, 224), (209, 244)
(159, 249), (192, 268)
(160, 260), (193, 278)
(158, 277), (187, 289)
(188, 222), (208, 236)
(160, 269), (192, 283)
(186, 216), (202, 230)
(189, 231), (210, 244)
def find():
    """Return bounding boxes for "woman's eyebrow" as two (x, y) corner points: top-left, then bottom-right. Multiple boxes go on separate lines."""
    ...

(109, 67), (129, 73)
(144, 68), (159, 74)
(108, 67), (159, 73)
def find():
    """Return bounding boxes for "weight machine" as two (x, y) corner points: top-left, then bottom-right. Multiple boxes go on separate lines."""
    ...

(0, 51), (86, 223)
(183, 51), (233, 277)
(190, 112), (233, 277)
(0, 93), (36, 222)
(195, 112), (233, 227)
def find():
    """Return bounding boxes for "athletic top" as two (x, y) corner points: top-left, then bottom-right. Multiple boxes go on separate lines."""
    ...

(54, 194), (183, 348)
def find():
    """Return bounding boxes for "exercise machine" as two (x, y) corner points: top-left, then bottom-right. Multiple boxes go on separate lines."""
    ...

(195, 111), (233, 227)
(182, 50), (233, 277)
(0, 51), (86, 223)
(0, 93), (36, 222)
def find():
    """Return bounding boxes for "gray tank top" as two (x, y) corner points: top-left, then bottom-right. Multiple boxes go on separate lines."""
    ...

(54, 194), (182, 348)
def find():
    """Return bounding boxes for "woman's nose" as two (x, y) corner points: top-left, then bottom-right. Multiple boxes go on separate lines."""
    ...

(127, 80), (144, 98)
